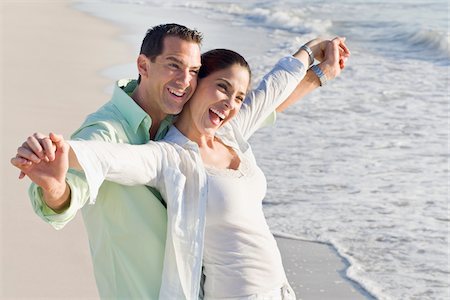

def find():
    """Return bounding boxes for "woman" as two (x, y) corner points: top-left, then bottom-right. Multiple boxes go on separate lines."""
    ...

(13, 40), (349, 299)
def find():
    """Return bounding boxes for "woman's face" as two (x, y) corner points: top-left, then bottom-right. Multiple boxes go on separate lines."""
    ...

(187, 64), (250, 137)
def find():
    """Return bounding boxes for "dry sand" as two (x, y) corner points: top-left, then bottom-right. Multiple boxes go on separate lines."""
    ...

(1, 1), (370, 299)
(1, 0), (130, 298)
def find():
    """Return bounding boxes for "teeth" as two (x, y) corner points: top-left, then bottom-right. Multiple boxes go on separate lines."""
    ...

(169, 88), (184, 97)
(210, 108), (225, 120)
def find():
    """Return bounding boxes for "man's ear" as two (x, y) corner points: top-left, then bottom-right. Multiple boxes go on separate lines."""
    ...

(137, 54), (150, 79)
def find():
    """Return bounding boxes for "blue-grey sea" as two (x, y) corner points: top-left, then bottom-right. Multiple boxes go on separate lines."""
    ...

(76, 1), (449, 299)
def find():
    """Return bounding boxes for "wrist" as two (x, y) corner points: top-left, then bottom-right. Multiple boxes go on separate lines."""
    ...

(42, 181), (71, 212)
(299, 44), (314, 68)
(311, 64), (328, 86)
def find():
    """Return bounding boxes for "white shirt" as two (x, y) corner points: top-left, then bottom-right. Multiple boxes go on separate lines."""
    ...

(69, 57), (306, 299)
(203, 153), (286, 298)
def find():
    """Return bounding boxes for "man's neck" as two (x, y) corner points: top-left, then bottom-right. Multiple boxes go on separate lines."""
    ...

(131, 86), (166, 140)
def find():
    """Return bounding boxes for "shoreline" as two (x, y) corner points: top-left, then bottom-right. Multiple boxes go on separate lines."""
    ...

(274, 235), (375, 299)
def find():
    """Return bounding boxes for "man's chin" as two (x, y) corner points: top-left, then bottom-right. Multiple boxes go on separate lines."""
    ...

(165, 105), (184, 116)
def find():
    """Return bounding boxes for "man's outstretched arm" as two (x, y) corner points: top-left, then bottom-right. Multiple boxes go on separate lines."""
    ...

(11, 124), (120, 229)
(12, 132), (71, 212)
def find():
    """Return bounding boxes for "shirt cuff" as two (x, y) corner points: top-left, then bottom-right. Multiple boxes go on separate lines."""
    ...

(28, 173), (81, 230)
(279, 56), (307, 75)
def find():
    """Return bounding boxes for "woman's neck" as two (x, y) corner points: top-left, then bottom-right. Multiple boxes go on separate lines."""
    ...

(175, 108), (240, 170)
(174, 108), (216, 149)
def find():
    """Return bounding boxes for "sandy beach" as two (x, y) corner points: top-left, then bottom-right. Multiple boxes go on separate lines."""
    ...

(1, 0), (128, 298)
(1, 0), (371, 299)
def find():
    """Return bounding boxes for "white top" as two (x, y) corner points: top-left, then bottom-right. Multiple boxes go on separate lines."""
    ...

(203, 153), (286, 298)
(69, 56), (306, 299)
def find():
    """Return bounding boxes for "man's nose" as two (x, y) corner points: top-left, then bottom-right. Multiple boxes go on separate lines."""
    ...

(176, 69), (192, 88)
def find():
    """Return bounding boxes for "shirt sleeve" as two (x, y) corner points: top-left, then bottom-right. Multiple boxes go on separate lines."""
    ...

(27, 123), (121, 230)
(68, 140), (166, 205)
(232, 56), (306, 140)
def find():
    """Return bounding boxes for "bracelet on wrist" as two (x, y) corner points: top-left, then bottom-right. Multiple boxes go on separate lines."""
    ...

(311, 64), (328, 86)
(299, 44), (314, 68)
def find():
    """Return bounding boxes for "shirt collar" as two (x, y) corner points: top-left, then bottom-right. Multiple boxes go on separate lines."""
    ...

(163, 123), (241, 152)
(164, 126), (199, 150)
(111, 79), (174, 137)
(111, 79), (149, 134)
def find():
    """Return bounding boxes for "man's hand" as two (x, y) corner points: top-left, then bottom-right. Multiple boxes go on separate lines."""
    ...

(11, 132), (71, 211)
(293, 36), (350, 74)
(277, 37), (351, 112)
(317, 37), (351, 82)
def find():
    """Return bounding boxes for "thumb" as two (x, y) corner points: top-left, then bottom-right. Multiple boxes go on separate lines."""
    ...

(49, 132), (69, 153)
(49, 132), (66, 150)
(49, 132), (63, 144)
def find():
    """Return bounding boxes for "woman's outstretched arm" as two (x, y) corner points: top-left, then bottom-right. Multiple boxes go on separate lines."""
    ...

(11, 132), (167, 205)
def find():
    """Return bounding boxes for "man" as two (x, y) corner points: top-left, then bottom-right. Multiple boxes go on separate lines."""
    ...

(26, 24), (203, 299)
(13, 23), (348, 298)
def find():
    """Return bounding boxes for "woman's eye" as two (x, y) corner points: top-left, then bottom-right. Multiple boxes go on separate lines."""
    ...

(217, 83), (227, 92)
(236, 96), (244, 103)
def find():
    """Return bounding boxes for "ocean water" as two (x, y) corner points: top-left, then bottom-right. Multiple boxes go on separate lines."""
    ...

(76, 1), (449, 299)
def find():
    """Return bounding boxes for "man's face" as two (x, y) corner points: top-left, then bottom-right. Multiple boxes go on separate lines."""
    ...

(143, 36), (201, 115)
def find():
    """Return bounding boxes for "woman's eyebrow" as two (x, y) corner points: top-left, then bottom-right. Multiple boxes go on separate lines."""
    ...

(218, 78), (246, 95)
(218, 78), (232, 87)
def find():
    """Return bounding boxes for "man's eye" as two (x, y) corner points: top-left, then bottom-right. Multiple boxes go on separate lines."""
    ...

(168, 63), (179, 69)
(190, 70), (199, 76)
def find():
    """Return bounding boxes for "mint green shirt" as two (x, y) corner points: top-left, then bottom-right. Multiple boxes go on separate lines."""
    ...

(29, 79), (172, 299)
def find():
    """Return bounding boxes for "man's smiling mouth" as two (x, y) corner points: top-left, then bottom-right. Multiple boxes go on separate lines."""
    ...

(168, 88), (185, 97)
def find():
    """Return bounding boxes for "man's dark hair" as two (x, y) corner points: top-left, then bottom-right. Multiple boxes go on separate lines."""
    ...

(137, 24), (203, 83)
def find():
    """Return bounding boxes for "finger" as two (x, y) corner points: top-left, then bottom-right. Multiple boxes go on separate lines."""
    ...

(41, 137), (56, 161)
(49, 132), (63, 142)
(330, 40), (341, 61)
(26, 135), (45, 159)
(338, 47), (350, 63)
(10, 156), (33, 170)
(17, 147), (41, 163)
(335, 37), (350, 56)
(32, 132), (56, 161)
(50, 132), (69, 154)
(49, 132), (64, 148)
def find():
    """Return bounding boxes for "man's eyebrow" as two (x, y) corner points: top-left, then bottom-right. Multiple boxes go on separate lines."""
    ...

(166, 56), (201, 69)
(165, 56), (183, 64)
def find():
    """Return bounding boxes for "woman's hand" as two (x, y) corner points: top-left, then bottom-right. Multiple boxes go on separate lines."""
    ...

(10, 133), (71, 211)
(293, 36), (350, 75)
(317, 37), (351, 82)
